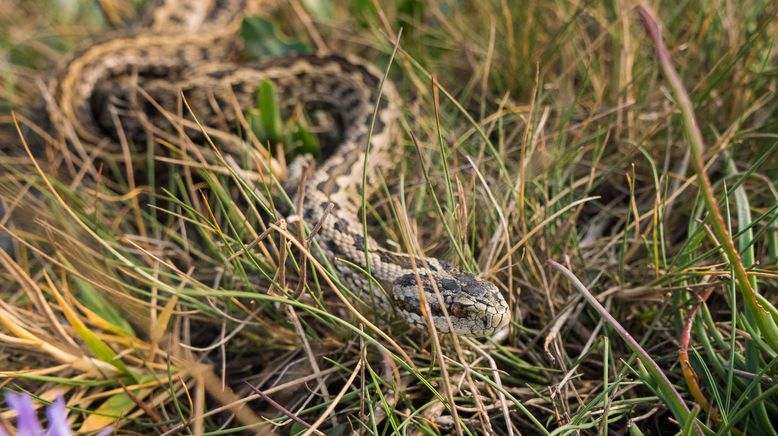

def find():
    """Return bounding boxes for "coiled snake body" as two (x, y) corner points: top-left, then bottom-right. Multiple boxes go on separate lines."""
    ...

(45, 0), (510, 336)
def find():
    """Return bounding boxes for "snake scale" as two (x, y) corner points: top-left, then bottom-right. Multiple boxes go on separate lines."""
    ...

(44, 0), (510, 336)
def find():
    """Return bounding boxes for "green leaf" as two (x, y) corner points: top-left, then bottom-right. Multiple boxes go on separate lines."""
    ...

(73, 319), (136, 381)
(292, 123), (320, 156)
(681, 407), (702, 436)
(290, 422), (307, 435)
(302, 0), (334, 20)
(79, 389), (149, 433)
(247, 107), (267, 140)
(48, 280), (137, 383)
(71, 275), (135, 336)
(241, 16), (307, 58)
(257, 80), (282, 142)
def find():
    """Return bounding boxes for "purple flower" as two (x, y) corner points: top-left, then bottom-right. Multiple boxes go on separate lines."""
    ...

(44, 397), (70, 436)
(2, 392), (113, 436)
(5, 392), (44, 436)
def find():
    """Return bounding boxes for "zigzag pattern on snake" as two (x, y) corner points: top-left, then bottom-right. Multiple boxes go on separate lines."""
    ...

(43, 0), (510, 336)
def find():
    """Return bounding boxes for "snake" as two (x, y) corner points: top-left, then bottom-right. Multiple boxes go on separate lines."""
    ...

(43, 0), (510, 336)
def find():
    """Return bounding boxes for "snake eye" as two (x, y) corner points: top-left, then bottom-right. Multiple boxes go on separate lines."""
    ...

(449, 301), (465, 318)
(439, 278), (460, 291)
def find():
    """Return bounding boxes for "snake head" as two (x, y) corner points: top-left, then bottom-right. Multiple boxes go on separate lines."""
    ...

(391, 270), (510, 337)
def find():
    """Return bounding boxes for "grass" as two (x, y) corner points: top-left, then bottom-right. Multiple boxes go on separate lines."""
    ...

(1, 0), (777, 434)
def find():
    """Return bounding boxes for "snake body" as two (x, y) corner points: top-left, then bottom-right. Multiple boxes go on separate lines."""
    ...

(45, 0), (509, 336)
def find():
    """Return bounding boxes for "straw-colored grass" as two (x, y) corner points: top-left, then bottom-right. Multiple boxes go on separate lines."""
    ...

(1, 0), (777, 434)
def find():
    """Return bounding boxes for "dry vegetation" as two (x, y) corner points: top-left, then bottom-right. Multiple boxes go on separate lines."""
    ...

(0, 0), (777, 434)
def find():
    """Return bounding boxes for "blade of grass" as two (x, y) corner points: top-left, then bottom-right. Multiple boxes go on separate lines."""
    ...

(636, 6), (778, 353)
(548, 259), (702, 434)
